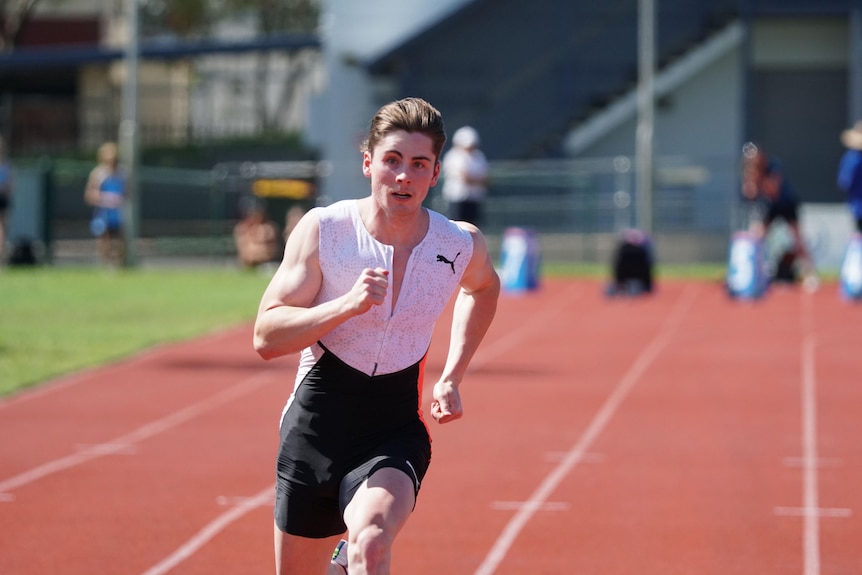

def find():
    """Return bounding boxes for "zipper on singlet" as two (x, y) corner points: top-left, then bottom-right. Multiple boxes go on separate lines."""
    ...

(371, 317), (392, 377)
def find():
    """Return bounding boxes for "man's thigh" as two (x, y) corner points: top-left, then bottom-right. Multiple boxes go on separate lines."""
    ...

(343, 466), (417, 539)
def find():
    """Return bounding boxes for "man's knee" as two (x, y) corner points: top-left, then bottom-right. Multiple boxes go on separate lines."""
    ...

(352, 524), (389, 573)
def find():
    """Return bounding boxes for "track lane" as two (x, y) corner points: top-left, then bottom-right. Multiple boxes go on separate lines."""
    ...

(1, 279), (860, 574)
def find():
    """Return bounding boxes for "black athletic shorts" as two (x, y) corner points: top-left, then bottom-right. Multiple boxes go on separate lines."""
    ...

(764, 198), (799, 226)
(274, 348), (432, 538)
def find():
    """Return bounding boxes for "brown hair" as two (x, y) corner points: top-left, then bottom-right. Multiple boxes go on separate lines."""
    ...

(361, 97), (447, 161)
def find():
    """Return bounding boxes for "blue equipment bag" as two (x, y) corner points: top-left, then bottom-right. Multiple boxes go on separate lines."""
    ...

(839, 233), (862, 301)
(726, 231), (767, 300)
(500, 227), (540, 293)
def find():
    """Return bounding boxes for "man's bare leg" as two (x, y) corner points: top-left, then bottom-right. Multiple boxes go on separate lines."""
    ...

(340, 467), (416, 575)
(274, 523), (342, 575)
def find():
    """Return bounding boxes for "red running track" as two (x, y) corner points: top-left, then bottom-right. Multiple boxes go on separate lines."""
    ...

(1, 278), (860, 574)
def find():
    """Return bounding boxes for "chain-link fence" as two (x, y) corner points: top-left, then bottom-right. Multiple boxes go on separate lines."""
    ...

(433, 154), (743, 264)
(7, 158), (322, 266)
(8, 154), (753, 267)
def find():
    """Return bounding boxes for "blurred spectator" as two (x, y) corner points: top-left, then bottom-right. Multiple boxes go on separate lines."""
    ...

(741, 142), (818, 290)
(84, 142), (126, 267)
(441, 126), (488, 225)
(0, 136), (13, 264)
(283, 205), (306, 244)
(838, 121), (862, 233)
(606, 228), (654, 296)
(234, 203), (281, 269)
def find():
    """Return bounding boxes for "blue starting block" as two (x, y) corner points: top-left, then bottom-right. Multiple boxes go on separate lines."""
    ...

(726, 231), (768, 300)
(500, 227), (541, 293)
(839, 233), (862, 301)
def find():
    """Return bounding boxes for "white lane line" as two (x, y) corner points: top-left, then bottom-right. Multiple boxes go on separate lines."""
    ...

(774, 506), (852, 518)
(140, 485), (274, 575)
(801, 335), (820, 575)
(473, 285), (698, 575)
(0, 369), (278, 496)
(490, 501), (570, 512)
(75, 442), (138, 455)
(783, 294), (853, 575)
(782, 457), (842, 469)
(545, 452), (605, 464)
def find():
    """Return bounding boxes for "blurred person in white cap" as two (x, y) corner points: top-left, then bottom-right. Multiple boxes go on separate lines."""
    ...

(441, 125), (488, 226)
(0, 135), (12, 263)
(838, 120), (862, 233)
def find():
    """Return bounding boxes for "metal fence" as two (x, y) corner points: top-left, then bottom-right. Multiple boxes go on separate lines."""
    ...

(433, 154), (743, 264)
(7, 154), (745, 267)
(7, 158), (322, 266)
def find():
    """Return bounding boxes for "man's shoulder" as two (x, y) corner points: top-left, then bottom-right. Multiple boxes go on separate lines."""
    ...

(428, 207), (464, 229)
(316, 199), (354, 217)
(314, 200), (356, 235)
(428, 210), (476, 253)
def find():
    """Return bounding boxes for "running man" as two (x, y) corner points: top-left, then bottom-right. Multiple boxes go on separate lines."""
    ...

(253, 97), (500, 575)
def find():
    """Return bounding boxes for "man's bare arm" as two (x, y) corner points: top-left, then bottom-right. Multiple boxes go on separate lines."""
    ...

(431, 223), (500, 423)
(253, 210), (390, 360)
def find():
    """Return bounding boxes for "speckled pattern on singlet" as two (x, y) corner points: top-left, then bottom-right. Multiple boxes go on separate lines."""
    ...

(293, 199), (473, 381)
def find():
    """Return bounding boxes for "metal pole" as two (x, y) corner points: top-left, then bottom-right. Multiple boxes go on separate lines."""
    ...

(121, 0), (140, 267)
(736, 0), (754, 233)
(851, 1), (862, 123)
(636, 0), (655, 234)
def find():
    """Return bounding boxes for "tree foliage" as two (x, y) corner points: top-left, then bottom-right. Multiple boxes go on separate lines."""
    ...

(216, 0), (319, 34)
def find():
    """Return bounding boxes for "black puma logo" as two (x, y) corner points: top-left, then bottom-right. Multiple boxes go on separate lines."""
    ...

(437, 252), (460, 274)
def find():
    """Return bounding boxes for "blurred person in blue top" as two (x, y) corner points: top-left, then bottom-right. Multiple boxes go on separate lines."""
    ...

(741, 142), (818, 290)
(0, 135), (13, 264)
(837, 121), (862, 233)
(84, 142), (126, 267)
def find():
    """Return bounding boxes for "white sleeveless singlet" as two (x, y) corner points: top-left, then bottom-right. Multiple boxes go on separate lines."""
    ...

(292, 199), (474, 387)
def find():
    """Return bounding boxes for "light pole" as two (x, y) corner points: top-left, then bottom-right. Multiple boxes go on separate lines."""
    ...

(636, 0), (655, 234)
(851, 1), (862, 124)
(121, 0), (140, 267)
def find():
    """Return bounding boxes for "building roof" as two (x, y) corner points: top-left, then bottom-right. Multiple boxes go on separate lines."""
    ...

(0, 33), (321, 70)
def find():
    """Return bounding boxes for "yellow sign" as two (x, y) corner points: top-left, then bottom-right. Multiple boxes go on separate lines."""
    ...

(253, 179), (314, 199)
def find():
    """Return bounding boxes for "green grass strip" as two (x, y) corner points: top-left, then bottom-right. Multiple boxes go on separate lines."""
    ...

(0, 267), (272, 397)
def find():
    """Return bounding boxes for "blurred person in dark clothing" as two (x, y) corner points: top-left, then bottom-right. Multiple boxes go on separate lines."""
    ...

(741, 143), (818, 290)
